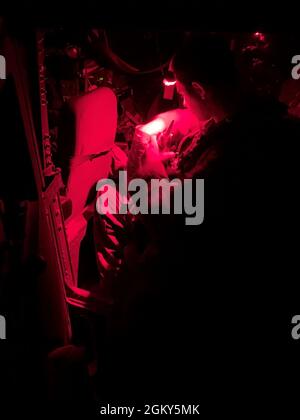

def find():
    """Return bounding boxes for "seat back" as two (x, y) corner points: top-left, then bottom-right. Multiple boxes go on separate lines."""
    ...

(60, 87), (117, 286)
(66, 87), (117, 218)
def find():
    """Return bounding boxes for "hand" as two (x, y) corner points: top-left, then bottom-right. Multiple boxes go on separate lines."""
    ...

(160, 151), (177, 162)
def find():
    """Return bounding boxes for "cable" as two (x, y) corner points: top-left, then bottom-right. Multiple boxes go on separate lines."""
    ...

(88, 29), (172, 75)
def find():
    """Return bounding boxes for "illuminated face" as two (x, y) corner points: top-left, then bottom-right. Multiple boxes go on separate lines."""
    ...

(175, 80), (188, 107)
(176, 80), (209, 121)
(176, 80), (204, 113)
(170, 57), (210, 120)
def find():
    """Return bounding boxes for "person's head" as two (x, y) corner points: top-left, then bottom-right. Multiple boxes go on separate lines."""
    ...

(171, 34), (238, 121)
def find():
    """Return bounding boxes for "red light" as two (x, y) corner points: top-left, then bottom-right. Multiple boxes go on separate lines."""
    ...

(65, 45), (80, 59)
(253, 32), (265, 42)
(163, 79), (176, 87)
(141, 118), (166, 136)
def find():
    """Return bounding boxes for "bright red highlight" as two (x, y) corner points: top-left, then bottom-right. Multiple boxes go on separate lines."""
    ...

(163, 79), (176, 87)
(253, 32), (265, 42)
(141, 118), (166, 136)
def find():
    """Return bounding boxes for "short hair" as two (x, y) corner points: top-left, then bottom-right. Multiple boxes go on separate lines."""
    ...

(172, 34), (237, 95)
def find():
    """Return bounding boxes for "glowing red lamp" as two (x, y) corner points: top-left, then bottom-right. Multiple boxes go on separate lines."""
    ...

(163, 71), (176, 100)
(163, 79), (176, 87)
(253, 32), (266, 43)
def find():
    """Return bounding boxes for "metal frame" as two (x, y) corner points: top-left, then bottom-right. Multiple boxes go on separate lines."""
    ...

(4, 33), (72, 346)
